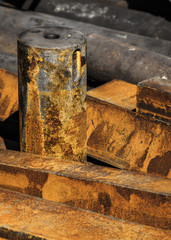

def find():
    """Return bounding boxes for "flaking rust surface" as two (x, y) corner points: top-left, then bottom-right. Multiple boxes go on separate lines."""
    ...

(0, 188), (171, 240)
(87, 93), (171, 178)
(18, 43), (86, 162)
(0, 68), (18, 121)
(0, 149), (170, 230)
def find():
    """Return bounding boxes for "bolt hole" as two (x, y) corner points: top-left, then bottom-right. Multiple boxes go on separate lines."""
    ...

(44, 33), (60, 39)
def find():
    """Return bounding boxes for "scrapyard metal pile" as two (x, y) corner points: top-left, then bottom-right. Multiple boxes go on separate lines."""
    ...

(0, 0), (170, 239)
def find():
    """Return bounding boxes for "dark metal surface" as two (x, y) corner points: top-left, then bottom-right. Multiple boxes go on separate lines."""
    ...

(1, 6), (171, 57)
(0, 149), (171, 230)
(87, 34), (171, 84)
(1, 6), (171, 86)
(137, 77), (171, 123)
(35, 0), (171, 41)
(18, 27), (87, 162)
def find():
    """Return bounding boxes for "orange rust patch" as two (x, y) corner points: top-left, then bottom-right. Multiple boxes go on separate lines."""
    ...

(0, 68), (18, 121)
(87, 79), (137, 110)
(0, 171), (29, 189)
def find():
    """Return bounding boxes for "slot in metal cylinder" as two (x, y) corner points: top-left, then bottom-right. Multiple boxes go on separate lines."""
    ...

(18, 27), (87, 162)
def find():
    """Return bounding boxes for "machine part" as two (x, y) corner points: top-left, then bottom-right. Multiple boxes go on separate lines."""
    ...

(0, 149), (171, 230)
(137, 77), (171, 123)
(35, 0), (171, 41)
(0, 188), (171, 240)
(18, 27), (87, 162)
(87, 80), (171, 178)
(0, 68), (18, 121)
(87, 34), (171, 85)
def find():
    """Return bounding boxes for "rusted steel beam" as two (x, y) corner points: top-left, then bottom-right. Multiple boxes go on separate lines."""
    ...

(87, 34), (171, 85)
(0, 137), (5, 150)
(137, 76), (171, 123)
(0, 68), (18, 121)
(0, 188), (171, 240)
(87, 80), (171, 178)
(18, 27), (87, 162)
(35, 0), (171, 41)
(0, 149), (171, 230)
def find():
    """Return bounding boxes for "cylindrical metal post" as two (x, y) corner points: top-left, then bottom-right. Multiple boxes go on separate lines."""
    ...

(18, 27), (87, 162)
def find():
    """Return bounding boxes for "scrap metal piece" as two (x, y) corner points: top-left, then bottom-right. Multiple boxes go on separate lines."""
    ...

(87, 80), (171, 178)
(0, 188), (171, 240)
(0, 68), (18, 121)
(137, 76), (171, 123)
(18, 27), (87, 162)
(0, 149), (171, 230)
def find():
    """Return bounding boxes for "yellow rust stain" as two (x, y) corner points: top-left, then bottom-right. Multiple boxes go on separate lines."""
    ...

(0, 68), (18, 120)
(0, 171), (29, 189)
(40, 48), (86, 162)
(24, 47), (45, 155)
(43, 86), (87, 162)
(77, 50), (81, 79)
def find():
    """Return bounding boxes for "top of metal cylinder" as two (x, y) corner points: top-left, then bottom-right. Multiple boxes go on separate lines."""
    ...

(18, 27), (85, 49)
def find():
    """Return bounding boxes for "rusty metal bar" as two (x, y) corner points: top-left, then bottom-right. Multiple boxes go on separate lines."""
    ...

(0, 149), (170, 230)
(137, 76), (171, 123)
(0, 188), (171, 239)
(18, 27), (87, 162)
(0, 68), (18, 121)
(87, 80), (171, 178)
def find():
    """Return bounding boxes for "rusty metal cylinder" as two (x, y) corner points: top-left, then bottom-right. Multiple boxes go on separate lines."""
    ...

(18, 27), (87, 162)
